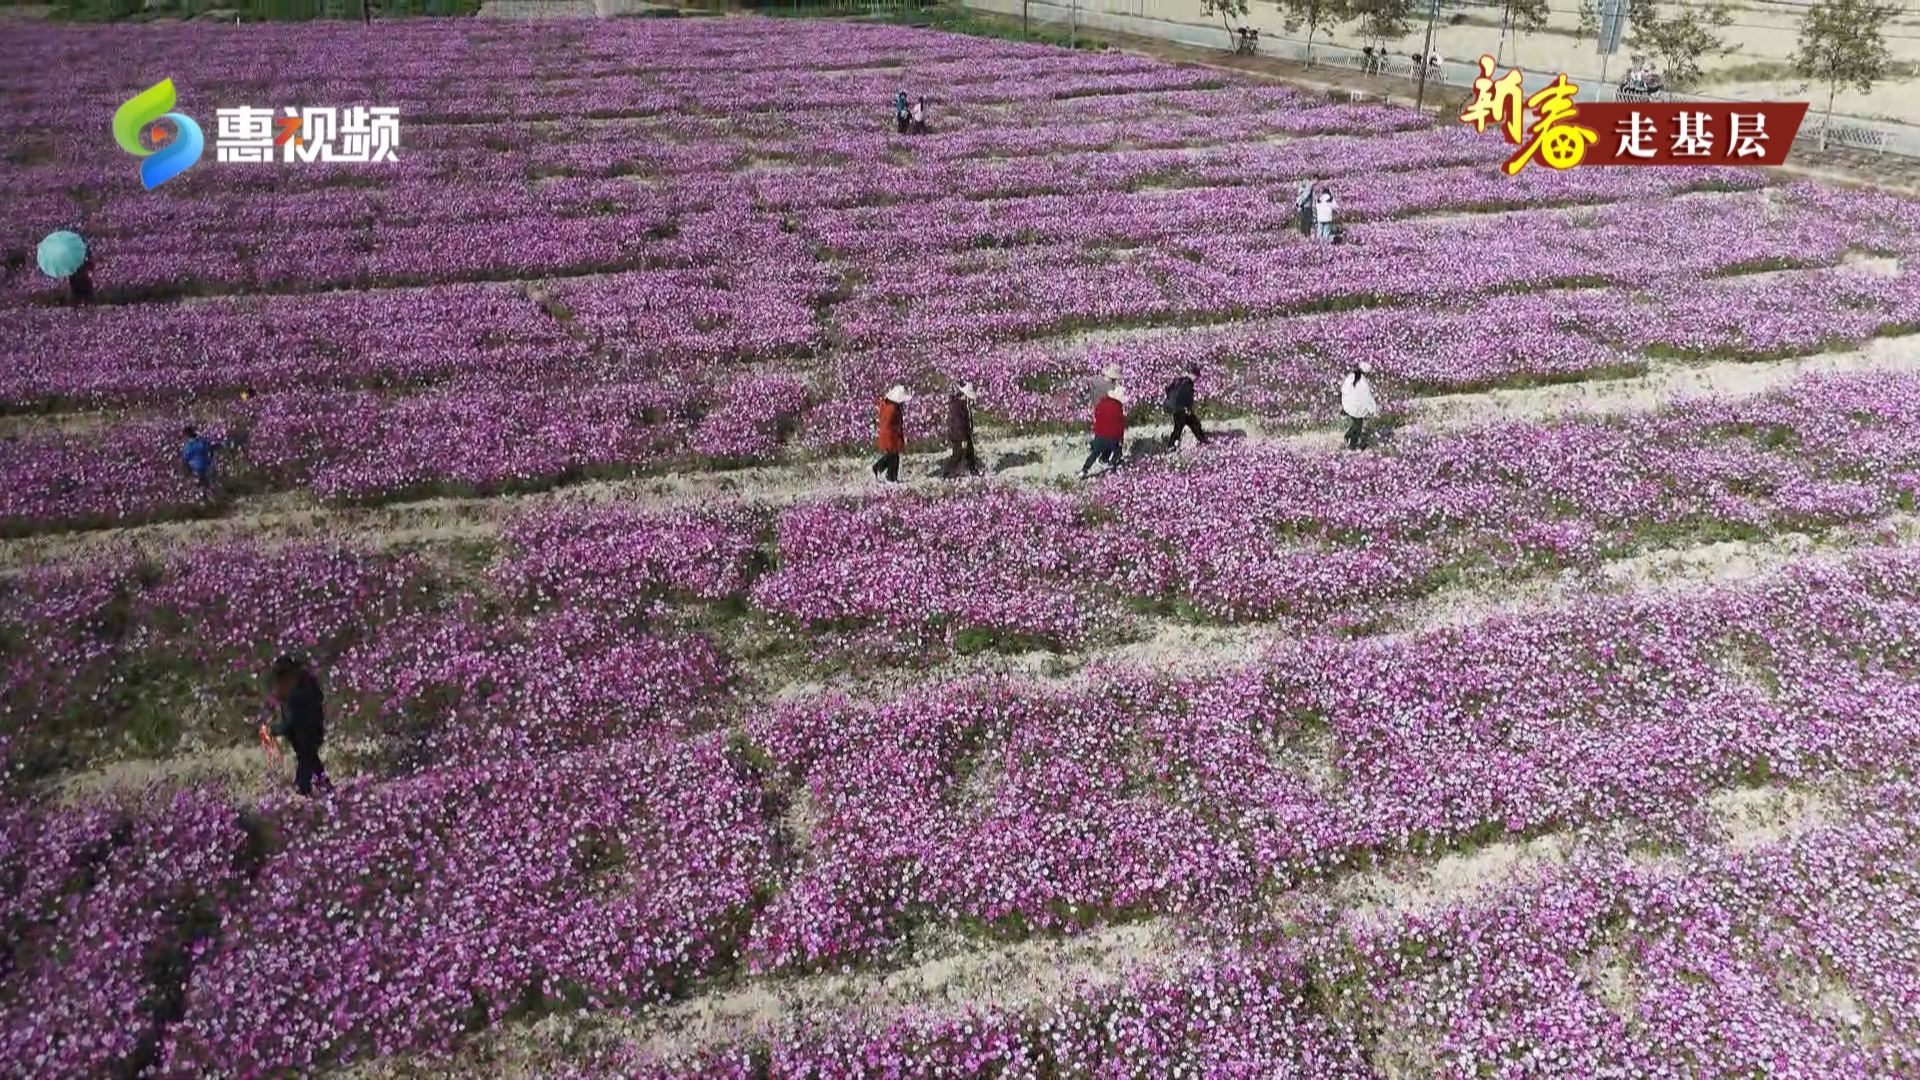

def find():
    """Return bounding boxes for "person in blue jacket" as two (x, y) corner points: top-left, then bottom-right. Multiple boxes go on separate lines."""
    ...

(181, 425), (219, 488)
(895, 89), (910, 134)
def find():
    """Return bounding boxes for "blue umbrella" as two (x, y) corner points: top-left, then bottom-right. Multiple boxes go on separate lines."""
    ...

(37, 231), (87, 280)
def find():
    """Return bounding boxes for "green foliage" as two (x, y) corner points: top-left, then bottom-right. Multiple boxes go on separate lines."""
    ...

(722, 730), (778, 777)
(1272, 0), (1348, 56)
(1626, 1), (1736, 90)
(951, 626), (1060, 656)
(1347, 0), (1416, 47)
(1016, 371), (1066, 394)
(1201, 0), (1251, 29)
(1496, 0), (1549, 35)
(1791, 0), (1897, 125)
(48, 0), (142, 20)
(1575, 0), (1599, 42)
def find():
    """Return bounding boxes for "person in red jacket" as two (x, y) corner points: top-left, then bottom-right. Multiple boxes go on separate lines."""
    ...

(1079, 385), (1128, 478)
(872, 384), (910, 482)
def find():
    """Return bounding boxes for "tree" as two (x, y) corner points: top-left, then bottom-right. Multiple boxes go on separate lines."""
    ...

(1497, 0), (1549, 35)
(1348, 0), (1416, 53)
(1275, 0), (1353, 65)
(1491, 0), (1549, 66)
(1576, 0), (1600, 43)
(1791, 0), (1896, 147)
(1626, 1), (1735, 90)
(1201, 0), (1252, 42)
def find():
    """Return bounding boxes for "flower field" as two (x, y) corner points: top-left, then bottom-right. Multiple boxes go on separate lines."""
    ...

(6, 11), (1920, 1079)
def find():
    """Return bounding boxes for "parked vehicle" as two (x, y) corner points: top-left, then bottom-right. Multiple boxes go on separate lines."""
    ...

(1617, 55), (1667, 98)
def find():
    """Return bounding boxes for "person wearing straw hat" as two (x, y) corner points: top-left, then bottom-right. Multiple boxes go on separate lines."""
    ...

(940, 382), (982, 479)
(1340, 362), (1379, 451)
(1088, 363), (1120, 407)
(873, 384), (911, 483)
(1080, 384), (1128, 478)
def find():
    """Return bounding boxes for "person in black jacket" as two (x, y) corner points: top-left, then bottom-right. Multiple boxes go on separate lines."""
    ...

(67, 256), (94, 306)
(1162, 364), (1209, 449)
(269, 655), (332, 796)
(940, 383), (981, 478)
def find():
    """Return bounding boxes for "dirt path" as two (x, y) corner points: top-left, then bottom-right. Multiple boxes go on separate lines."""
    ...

(1412, 331), (1920, 428)
(9, 331), (1917, 571)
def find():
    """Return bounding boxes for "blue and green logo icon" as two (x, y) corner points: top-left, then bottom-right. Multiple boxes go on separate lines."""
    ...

(112, 79), (204, 189)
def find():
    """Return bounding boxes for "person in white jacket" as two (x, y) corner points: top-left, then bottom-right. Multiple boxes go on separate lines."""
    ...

(1315, 187), (1338, 243)
(1340, 362), (1378, 450)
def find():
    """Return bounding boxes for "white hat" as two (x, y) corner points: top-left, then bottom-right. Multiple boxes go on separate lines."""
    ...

(884, 385), (911, 403)
(1357, 362), (1373, 375)
(957, 382), (977, 400)
(1108, 385), (1129, 404)
(1101, 365), (1121, 380)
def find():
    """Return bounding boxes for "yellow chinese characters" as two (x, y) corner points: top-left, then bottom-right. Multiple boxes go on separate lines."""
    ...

(1458, 57), (1598, 175)
(1458, 56), (1526, 144)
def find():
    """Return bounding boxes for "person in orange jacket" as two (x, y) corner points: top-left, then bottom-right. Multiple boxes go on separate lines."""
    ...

(1079, 384), (1128, 478)
(872, 384), (911, 482)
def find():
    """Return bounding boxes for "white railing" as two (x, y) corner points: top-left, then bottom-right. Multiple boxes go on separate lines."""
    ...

(1795, 119), (1891, 156)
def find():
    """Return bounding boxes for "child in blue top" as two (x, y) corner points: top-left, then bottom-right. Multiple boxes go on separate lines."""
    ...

(181, 425), (220, 488)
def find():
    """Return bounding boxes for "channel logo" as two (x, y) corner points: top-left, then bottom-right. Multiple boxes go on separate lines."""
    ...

(112, 79), (204, 190)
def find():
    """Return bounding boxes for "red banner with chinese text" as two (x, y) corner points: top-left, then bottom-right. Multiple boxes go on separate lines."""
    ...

(1564, 102), (1810, 166)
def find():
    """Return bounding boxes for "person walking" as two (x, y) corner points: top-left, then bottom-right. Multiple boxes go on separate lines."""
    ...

(269, 655), (332, 797)
(1080, 385), (1128, 478)
(940, 382), (982, 478)
(1162, 363), (1209, 449)
(1316, 187), (1338, 243)
(1339, 363), (1378, 451)
(67, 254), (94, 305)
(896, 90), (911, 134)
(910, 97), (928, 135)
(873, 384), (910, 482)
(1295, 182), (1314, 238)
(181, 426), (221, 488)
(1089, 363), (1120, 406)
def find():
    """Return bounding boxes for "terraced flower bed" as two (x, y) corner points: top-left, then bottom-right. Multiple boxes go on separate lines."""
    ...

(8, 545), (1920, 1074)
